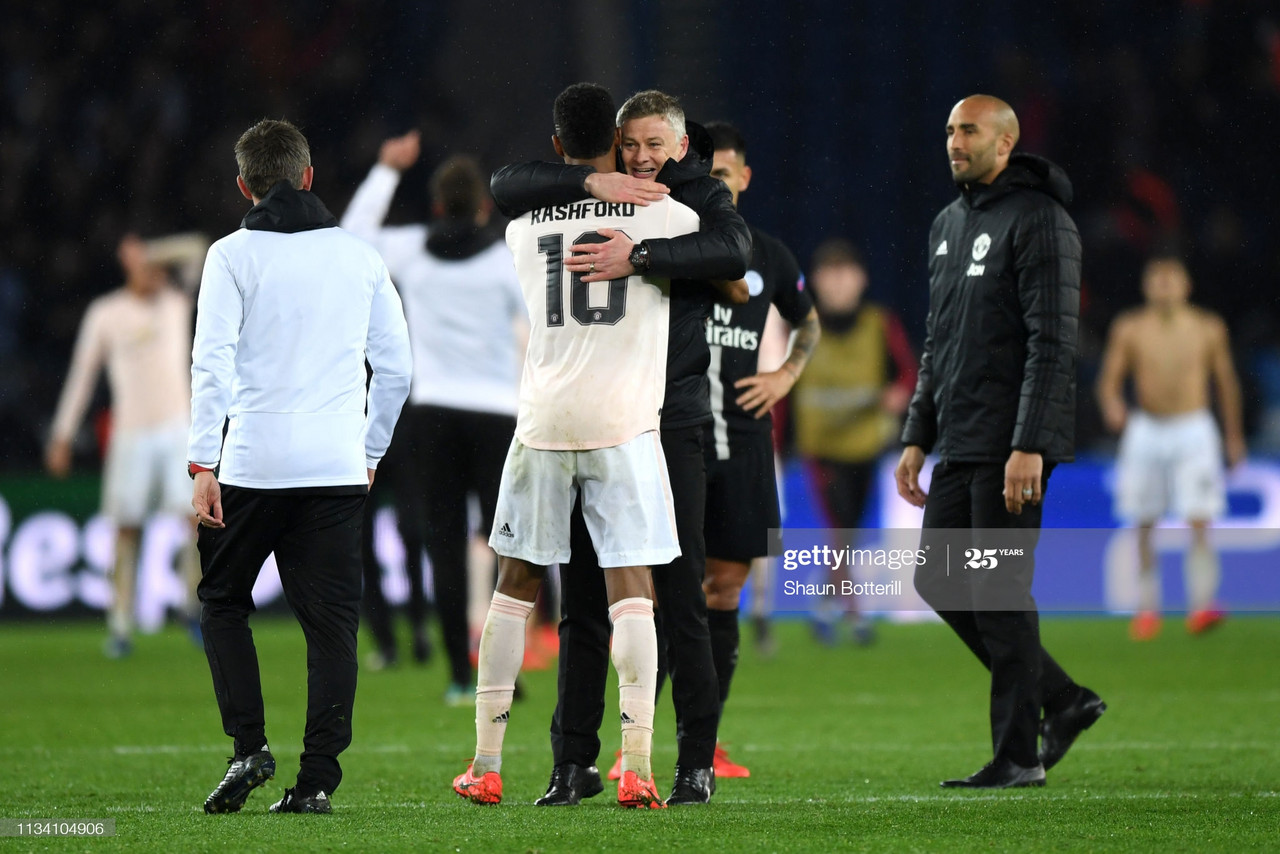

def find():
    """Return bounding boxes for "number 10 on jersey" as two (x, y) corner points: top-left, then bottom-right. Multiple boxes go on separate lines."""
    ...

(537, 231), (630, 327)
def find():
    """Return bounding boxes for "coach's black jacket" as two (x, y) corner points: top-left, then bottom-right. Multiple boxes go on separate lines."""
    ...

(901, 152), (1081, 463)
(490, 122), (751, 431)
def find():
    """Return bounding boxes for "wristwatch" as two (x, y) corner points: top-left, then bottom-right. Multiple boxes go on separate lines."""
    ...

(628, 242), (651, 273)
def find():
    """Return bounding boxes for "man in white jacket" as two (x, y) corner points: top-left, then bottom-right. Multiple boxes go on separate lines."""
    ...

(342, 143), (527, 705)
(190, 119), (412, 816)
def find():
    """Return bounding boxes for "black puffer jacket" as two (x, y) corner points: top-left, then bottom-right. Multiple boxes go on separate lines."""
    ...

(490, 122), (752, 430)
(901, 153), (1081, 463)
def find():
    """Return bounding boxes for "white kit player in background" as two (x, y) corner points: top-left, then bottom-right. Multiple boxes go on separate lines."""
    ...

(47, 231), (209, 658)
(453, 82), (694, 809)
(343, 137), (529, 705)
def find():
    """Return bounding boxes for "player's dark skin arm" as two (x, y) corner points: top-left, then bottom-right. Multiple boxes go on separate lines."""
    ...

(715, 278), (750, 304)
(735, 306), (821, 417)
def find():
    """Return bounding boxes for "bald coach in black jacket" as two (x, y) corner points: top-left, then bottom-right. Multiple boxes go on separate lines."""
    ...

(896, 95), (1105, 790)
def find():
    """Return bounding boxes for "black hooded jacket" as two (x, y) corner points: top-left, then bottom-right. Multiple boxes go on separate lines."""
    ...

(489, 122), (752, 430)
(901, 153), (1081, 463)
(426, 217), (500, 260)
(242, 180), (338, 234)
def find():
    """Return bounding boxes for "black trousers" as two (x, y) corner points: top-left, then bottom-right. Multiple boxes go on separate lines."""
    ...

(912, 461), (1079, 768)
(550, 424), (720, 770)
(362, 421), (428, 655)
(197, 485), (365, 794)
(411, 404), (514, 687)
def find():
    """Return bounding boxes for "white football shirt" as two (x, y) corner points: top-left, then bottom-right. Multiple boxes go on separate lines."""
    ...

(341, 165), (526, 415)
(51, 286), (193, 441)
(507, 196), (699, 450)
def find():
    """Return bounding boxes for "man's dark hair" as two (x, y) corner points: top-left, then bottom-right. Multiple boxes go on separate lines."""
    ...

(235, 119), (311, 198)
(553, 83), (617, 159)
(811, 238), (866, 271)
(705, 121), (747, 158)
(430, 155), (487, 219)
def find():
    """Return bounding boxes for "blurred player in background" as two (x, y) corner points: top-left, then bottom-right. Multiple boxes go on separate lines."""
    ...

(1096, 255), (1245, 639)
(343, 141), (527, 704)
(341, 135), (432, 676)
(697, 121), (820, 778)
(47, 231), (208, 658)
(357, 420), (431, 672)
(792, 239), (916, 645)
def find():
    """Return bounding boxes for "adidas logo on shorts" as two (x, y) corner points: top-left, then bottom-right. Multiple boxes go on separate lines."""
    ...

(497, 523), (514, 538)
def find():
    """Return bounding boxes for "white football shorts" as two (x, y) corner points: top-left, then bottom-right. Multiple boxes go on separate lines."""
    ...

(1115, 409), (1225, 524)
(489, 430), (680, 568)
(102, 418), (192, 525)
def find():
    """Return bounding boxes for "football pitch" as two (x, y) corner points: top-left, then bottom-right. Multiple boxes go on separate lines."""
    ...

(2, 616), (1277, 852)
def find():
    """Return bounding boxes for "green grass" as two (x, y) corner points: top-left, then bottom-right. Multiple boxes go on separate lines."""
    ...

(1, 616), (1277, 852)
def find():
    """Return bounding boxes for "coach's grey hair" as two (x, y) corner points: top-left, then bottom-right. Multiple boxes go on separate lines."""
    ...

(616, 90), (686, 140)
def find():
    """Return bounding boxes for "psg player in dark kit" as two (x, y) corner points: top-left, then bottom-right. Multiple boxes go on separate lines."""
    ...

(696, 121), (820, 779)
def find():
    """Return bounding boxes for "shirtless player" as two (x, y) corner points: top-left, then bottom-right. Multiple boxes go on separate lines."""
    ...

(1096, 255), (1245, 640)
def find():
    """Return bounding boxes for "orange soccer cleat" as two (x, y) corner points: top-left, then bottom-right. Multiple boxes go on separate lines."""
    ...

(1129, 611), (1161, 641)
(617, 770), (665, 809)
(712, 743), (751, 778)
(606, 749), (623, 781)
(453, 764), (502, 805)
(1186, 608), (1226, 635)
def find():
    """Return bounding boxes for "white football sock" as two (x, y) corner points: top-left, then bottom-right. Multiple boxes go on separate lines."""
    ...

(609, 597), (657, 779)
(1185, 542), (1220, 613)
(109, 534), (139, 638)
(179, 536), (202, 620)
(472, 591), (533, 776)
(1137, 559), (1160, 614)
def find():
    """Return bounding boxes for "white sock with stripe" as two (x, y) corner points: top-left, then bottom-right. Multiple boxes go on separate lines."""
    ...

(472, 591), (533, 776)
(609, 596), (657, 780)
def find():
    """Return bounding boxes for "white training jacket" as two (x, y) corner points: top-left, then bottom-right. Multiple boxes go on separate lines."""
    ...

(341, 164), (525, 415)
(188, 222), (412, 489)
